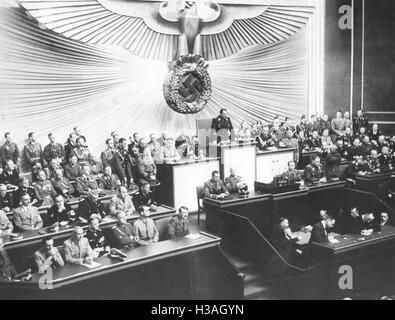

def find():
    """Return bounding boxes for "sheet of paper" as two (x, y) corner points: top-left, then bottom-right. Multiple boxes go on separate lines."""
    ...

(185, 233), (202, 240)
(81, 261), (101, 269)
(328, 238), (339, 244)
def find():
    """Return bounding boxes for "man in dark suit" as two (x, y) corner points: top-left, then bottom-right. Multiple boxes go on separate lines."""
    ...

(348, 209), (375, 235)
(107, 212), (137, 250)
(166, 206), (191, 240)
(309, 214), (336, 244)
(211, 108), (233, 143)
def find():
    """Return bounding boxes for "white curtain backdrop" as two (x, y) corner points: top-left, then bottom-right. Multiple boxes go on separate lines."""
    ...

(0, 5), (310, 157)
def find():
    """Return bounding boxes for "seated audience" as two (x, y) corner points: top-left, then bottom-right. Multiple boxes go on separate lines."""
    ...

(324, 145), (342, 182)
(166, 206), (191, 240)
(379, 212), (389, 228)
(108, 212), (137, 250)
(0, 209), (13, 236)
(64, 132), (78, 163)
(203, 170), (230, 199)
(109, 186), (135, 217)
(33, 170), (57, 207)
(63, 226), (94, 265)
(147, 133), (161, 158)
(378, 146), (393, 172)
(353, 109), (369, 135)
(367, 123), (382, 144)
(13, 193), (43, 231)
(348, 209), (375, 235)
(361, 135), (373, 156)
(331, 110), (346, 137)
(77, 190), (106, 225)
(47, 195), (76, 226)
(63, 155), (82, 182)
(75, 165), (102, 197)
(133, 205), (159, 246)
(366, 150), (381, 173)
(98, 166), (120, 191)
(52, 169), (74, 199)
(304, 155), (326, 184)
(85, 217), (109, 258)
(224, 168), (243, 194)
(33, 237), (64, 274)
(256, 126), (275, 151)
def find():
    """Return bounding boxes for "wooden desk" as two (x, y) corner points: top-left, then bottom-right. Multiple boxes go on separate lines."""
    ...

(156, 157), (220, 211)
(0, 233), (244, 300)
(354, 171), (395, 198)
(311, 226), (395, 299)
(256, 148), (296, 183)
(209, 142), (257, 191)
(3, 205), (176, 268)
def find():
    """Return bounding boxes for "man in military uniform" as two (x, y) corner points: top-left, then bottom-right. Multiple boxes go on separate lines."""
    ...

(85, 217), (109, 258)
(347, 138), (364, 161)
(342, 127), (354, 148)
(23, 132), (43, 174)
(366, 150), (381, 173)
(110, 186), (135, 217)
(33, 237), (64, 274)
(13, 178), (37, 209)
(360, 136), (373, 156)
(43, 133), (65, 167)
(147, 133), (161, 158)
(165, 206), (191, 240)
(324, 145), (342, 182)
(344, 156), (370, 180)
(0, 209), (13, 236)
(77, 190), (106, 225)
(0, 132), (20, 168)
(304, 155), (326, 185)
(297, 131), (310, 152)
(331, 110), (346, 138)
(137, 147), (157, 184)
(133, 205), (159, 246)
(0, 160), (19, 189)
(64, 155), (82, 182)
(52, 169), (75, 199)
(281, 161), (302, 185)
(107, 212), (137, 250)
(113, 138), (132, 187)
(64, 132), (78, 163)
(98, 166), (120, 191)
(70, 137), (95, 168)
(63, 226), (94, 265)
(33, 170), (57, 207)
(353, 109), (369, 136)
(157, 138), (181, 162)
(133, 181), (157, 208)
(0, 237), (17, 280)
(378, 146), (393, 172)
(224, 168), (243, 194)
(100, 138), (115, 170)
(335, 138), (348, 159)
(47, 195), (76, 226)
(0, 184), (13, 213)
(13, 194), (43, 232)
(75, 165), (102, 197)
(307, 130), (323, 152)
(211, 108), (234, 143)
(256, 126), (275, 151)
(204, 170), (230, 199)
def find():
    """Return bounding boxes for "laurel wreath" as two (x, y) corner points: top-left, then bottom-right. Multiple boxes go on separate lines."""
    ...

(163, 55), (212, 114)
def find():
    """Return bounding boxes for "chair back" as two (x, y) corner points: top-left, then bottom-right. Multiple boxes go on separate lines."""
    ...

(196, 186), (205, 211)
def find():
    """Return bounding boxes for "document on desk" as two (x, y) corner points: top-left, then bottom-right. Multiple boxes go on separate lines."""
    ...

(185, 234), (202, 240)
(81, 261), (101, 269)
(328, 238), (340, 244)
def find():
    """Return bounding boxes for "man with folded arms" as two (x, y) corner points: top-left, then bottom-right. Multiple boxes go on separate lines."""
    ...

(133, 205), (159, 246)
(34, 237), (64, 274)
(108, 212), (137, 250)
(13, 194), (43, 232)
(63, 226), (94, 265)
(166, 206), (191, 240)
(109, 186), (135, 217)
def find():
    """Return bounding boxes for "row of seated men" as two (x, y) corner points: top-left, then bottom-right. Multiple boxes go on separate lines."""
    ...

(0, 156), (156, 211)
(0, 127), (203, 189)
(0, 183), (157, 233)
(270, 209), (390, 269)
(0, 206), (191, 279)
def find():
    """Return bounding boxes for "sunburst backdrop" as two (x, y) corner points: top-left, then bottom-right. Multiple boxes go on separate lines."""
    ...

(0, 3), (308, 156)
